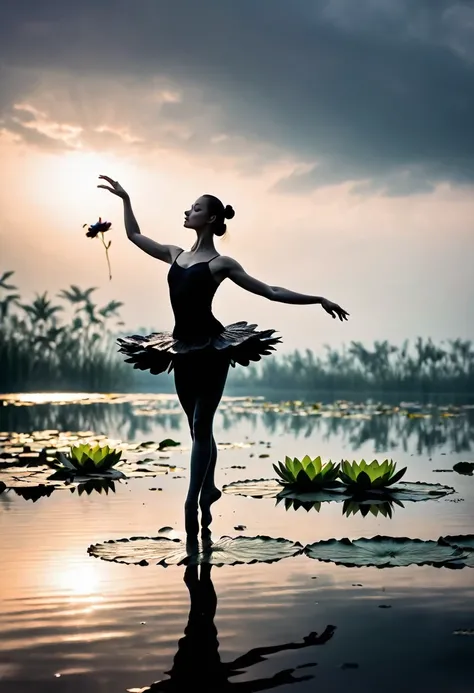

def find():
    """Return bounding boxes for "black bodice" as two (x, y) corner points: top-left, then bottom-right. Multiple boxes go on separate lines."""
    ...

(167, 254), (224, 341)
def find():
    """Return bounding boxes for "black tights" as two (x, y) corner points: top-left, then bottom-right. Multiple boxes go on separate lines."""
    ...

(173, 349), (230, 536)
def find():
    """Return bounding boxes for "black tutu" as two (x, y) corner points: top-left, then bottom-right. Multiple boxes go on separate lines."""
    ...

(117, 321), (282, 375)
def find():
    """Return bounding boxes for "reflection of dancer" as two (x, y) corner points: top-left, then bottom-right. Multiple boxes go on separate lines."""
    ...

(144, 564), (336, 692)
(98, 177), (349, 537)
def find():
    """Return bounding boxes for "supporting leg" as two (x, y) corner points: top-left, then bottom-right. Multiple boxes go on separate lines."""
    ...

(174, 351), (229, 538)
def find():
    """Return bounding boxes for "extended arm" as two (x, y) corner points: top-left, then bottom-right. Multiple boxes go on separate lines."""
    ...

(122, 198), (182, 262)
(223, 258), (349, 320)
(98, 175), (182, 264)
(268, 284), (324, 305)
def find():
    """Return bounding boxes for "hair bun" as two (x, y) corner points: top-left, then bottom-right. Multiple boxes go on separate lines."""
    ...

(224, 204), (235, 220)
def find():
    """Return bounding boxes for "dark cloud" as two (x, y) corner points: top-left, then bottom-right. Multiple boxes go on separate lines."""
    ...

(1, 0), (473, 194)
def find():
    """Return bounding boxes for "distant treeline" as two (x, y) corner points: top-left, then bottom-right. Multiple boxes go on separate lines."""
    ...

(229, 339), (474, 395)
(1, 272), (473, 395)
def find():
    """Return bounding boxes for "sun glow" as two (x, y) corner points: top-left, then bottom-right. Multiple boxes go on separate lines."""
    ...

(49, 559), (104, 598)
(30, 150), (141, 219)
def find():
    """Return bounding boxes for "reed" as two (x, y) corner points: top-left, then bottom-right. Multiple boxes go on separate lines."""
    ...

(0, 271), (132, 392)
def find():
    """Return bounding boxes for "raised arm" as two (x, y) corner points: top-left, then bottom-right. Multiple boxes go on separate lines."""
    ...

(97, 175), (182, 264)
(221, 257), (349, 321)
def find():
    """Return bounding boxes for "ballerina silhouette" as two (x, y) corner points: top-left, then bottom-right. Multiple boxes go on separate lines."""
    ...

(135, 563), (336, 692)
(98, 176), (349, 537)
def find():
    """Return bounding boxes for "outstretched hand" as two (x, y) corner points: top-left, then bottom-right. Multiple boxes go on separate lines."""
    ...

(321, 297), (349, 321)
(97, 175), (129, 200)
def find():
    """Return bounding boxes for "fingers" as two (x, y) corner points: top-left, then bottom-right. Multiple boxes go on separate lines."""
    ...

(98, 174), (116, 185)
(97, 185), (116, 193)
(324, 306), (336, 319)
(323, 300), (350, 321)
(335, 304), (350, 321)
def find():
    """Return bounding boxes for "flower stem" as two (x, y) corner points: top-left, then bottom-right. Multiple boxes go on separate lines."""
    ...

(99, 233), (112, 280)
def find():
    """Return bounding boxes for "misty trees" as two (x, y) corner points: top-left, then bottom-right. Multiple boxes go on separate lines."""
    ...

(0, 271), (130, 392)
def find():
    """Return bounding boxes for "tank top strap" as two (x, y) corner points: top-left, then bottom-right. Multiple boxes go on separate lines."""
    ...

(172, 249), (185, 265)
(207, 254), (220, 264)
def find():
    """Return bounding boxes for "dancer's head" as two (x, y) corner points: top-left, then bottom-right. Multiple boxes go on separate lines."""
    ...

(184, 195), (235, 237)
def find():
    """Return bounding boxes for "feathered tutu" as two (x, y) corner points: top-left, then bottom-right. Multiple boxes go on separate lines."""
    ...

(117, 321), (282, 375)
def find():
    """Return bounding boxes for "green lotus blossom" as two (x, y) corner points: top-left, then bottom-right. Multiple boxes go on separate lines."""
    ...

(339, 459), (407, 492)
(55, 442), (123, 475)
(273, 455), (341, 490)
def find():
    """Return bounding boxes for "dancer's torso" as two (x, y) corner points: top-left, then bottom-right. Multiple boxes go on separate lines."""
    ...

(167, 252), (224, 341)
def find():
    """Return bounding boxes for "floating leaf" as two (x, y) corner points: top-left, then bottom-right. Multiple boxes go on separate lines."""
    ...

(439, 535), (474, 567)
(88, 534), (303, 567)
(304, 535), (468, 568)
(440, 534), (474, 551)
(49, 465), (125, 482)
(386, 481), (455, 501)
(0, 468), (64, 489)
(222, 478), (283, 499)
(222, 478), (453, 504)
(122, 461), (185, 478)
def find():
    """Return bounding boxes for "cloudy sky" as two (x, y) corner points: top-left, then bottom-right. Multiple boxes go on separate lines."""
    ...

(1, 0), (473, 354)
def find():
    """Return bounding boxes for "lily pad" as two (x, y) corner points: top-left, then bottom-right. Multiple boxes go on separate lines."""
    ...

(121, 461), (185, 478)
(222, 478), (454, 503)
(386, 481), (455, 501)
(48, 467), (126, 481)
(439, 535), (474, 568)
(304, 536), (468, 568)
(0, 432), (183, 470)
(0, 468), (64, 489)
(223, 478), (348, 502)
(88, 534), (303, 567)
(222, 478), (283, 499)
(277, 486), (349, 504)
(440, 534), (474, 551)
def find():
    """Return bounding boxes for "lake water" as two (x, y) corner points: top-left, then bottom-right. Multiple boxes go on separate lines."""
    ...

(1, 393), (473, 693)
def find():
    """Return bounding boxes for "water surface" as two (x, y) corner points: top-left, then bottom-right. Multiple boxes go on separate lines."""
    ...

(1, 394), (473, 692)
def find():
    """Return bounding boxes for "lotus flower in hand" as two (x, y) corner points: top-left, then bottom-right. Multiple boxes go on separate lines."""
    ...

(84, 217), (112, 239)
(82, 217), (113, 280)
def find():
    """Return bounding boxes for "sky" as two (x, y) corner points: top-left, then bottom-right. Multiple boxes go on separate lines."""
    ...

(1, 0), (473, 354)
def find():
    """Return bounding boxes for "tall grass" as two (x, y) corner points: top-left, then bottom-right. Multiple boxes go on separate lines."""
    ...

(0, 271), (132, 392)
